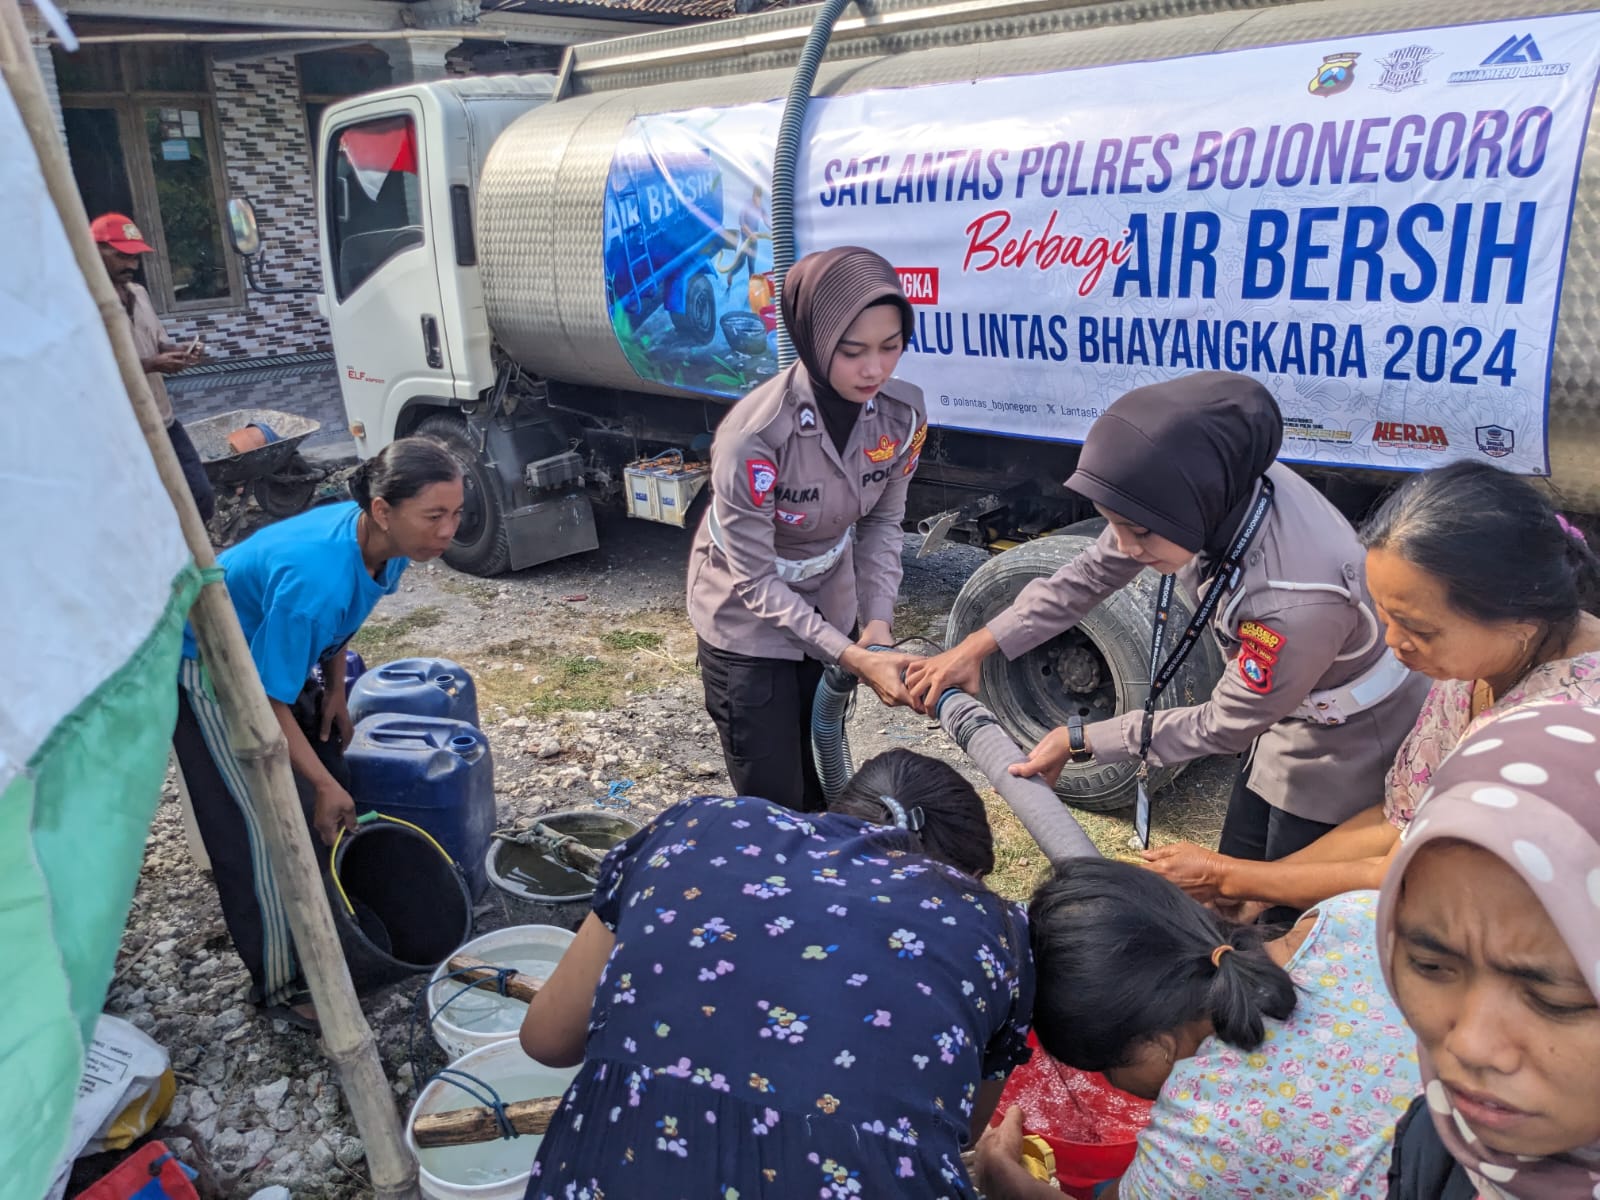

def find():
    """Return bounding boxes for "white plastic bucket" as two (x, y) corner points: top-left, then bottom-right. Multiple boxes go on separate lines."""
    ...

(427, 925), (575, 1060)
(405, 1039), (579, 1200)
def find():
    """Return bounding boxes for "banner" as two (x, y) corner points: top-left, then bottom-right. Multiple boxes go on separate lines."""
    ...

(601, 12), (1600, 474)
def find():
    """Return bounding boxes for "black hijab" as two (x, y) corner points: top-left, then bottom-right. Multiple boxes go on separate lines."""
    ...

(1064, 372), (1283, 557)
(781, 247), (913, 453)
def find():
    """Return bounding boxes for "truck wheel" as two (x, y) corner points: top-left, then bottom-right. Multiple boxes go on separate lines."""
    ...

(946, 535), (1224, 813)
(415, 412), (512, 577)
(669, 273), (717, 345)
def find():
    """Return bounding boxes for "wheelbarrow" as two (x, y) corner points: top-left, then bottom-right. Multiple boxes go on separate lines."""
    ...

(188, 407), (325, 520)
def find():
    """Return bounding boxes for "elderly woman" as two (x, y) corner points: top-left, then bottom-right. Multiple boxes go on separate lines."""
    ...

(975, 860), (1417, 1199)
(1144, 461), (1600, 916)
(1381, 699), (1600, 1199)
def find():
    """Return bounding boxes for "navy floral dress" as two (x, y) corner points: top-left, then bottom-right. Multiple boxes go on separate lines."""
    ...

(526, 797), (1035, 1200)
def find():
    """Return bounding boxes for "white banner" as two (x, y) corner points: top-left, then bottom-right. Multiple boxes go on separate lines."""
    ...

(603, 12), (1600, 474)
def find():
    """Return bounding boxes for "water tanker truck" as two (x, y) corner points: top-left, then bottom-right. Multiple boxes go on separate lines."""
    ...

(230, 0), (1600, 810)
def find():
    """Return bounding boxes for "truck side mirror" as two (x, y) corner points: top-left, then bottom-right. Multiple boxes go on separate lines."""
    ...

(226, 195), (319, 296)
(226, 197), (261, 257)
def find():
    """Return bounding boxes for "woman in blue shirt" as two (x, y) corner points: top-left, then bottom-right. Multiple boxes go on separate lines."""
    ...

(172, 436), (463, 1029)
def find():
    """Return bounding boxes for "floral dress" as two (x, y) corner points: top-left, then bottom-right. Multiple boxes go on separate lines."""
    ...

(525, 797), (1035, 1200)
(1383, 653), (1600, 830)
(1118, 891), (1419, 1200)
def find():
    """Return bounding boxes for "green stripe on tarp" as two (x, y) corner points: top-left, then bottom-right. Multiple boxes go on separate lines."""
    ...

(0, 561), (202, 1200)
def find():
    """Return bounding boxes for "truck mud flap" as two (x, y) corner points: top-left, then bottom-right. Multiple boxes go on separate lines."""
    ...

(505, 487), (599, 571)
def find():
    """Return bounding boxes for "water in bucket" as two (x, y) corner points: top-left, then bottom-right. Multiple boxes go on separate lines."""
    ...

(428, 925), (575, 1060)
(407, 1040), (579, 1200)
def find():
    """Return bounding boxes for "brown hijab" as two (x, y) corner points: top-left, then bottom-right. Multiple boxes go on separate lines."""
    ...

(1065, 372), (1283, 556)
(780, 246), (913, 399)
(1377, 699), (1600, 1199)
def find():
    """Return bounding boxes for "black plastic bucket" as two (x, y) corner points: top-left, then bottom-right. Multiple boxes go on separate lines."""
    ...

(325, 814), (473, 994)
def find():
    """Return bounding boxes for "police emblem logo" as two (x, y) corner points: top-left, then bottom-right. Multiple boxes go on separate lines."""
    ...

(1239, 650), (1274, 694)
(798, 406), (817, 430)
(776, 509), (806, 526)
(746, 458), (778, 506)
(864, 434), (900, 463)
(1309, 51), (1360, 97)
(1371, 45), (1439, 93)
(1476, 424), (1515, 459)
(908, 423), (928, 456)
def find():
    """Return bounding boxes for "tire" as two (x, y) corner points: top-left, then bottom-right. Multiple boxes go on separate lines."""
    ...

(669, 273), (717, 344)
(415, 412), (512, 577)
(946, 535), (1224, 812)
(249, 453), (320, 518)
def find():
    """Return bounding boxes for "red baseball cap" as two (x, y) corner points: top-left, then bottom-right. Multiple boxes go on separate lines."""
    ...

(90, 212), (155, 254)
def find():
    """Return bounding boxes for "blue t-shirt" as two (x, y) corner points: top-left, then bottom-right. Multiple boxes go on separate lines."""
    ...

(182, 502), (407, 703)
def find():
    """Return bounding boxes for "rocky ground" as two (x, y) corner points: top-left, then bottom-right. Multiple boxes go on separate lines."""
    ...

(82, 510), (1230, 1199)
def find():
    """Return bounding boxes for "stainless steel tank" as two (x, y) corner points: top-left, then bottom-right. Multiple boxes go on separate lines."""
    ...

(477, 0), (1600, 506)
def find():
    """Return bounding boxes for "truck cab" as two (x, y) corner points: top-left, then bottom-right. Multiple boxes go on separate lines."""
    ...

(317, 75), (597, 575)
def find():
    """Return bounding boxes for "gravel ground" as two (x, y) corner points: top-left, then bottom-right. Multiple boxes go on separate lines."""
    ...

(86, 509), (1230, 1199)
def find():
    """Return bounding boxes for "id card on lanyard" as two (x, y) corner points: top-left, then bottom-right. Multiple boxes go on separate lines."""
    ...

(1134, 480), (1275, 848)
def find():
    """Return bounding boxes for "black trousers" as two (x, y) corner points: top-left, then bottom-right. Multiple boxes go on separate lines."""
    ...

(1217, 745), (1337, 926)
(698, 637), (827, 812)
(172, 672), (347, 1005)
(167, 418), (216, 523)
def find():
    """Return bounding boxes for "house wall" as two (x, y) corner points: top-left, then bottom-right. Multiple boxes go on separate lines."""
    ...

(163, 55), (328, 359)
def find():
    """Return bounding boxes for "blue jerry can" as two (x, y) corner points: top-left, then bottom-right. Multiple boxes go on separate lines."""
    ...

(314, 648), (366, 699)
(344, 715), (496, 899)
(348, 657), (479, 727)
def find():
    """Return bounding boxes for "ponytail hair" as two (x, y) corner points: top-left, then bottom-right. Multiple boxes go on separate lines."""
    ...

(349, 435), (461, 513)
(1027, 859), (1297, 1072)
(830, 749), (994, 879)
(1362, 460), (1600, 642)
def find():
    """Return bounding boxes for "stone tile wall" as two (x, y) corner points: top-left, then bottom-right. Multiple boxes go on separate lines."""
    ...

(164, 55), (329, 359)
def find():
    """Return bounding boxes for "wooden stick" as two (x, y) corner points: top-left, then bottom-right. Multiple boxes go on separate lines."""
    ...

(411, 1096), (563, 1149)
(444, 953), (543, 1004)
(0, 10), (417, 1199)
(527, 821), (605, 874)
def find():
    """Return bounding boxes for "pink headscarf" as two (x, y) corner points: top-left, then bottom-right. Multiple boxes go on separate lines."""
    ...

(1377, 699), (1600, 1199)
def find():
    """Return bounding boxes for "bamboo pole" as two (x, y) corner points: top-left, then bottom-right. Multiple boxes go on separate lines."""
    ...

(411, 1096), (562, 1149)
(0, 7), (418, 1197)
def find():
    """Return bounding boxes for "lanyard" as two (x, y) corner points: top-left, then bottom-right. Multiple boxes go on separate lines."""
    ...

(1134, 478), (1275, 847)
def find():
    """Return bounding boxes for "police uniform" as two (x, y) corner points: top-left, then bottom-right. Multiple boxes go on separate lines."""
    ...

(689, 364), (928, 810)
(988, 463), (1430, 852)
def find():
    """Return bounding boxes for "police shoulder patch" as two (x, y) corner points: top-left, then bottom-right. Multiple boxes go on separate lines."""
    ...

(1238, 620), (1285, 658)
(1238, 649), (1274, 694)
(746, 458), (778, 506)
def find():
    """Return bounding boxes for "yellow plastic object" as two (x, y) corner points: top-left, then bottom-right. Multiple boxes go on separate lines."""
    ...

(90, 1068), (175, 1153)
(1020, 1132), (1059, 1186)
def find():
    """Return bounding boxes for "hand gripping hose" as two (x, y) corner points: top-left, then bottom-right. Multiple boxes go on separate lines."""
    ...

(771, 0), (858, 370)
(811, 652), (1099, 862)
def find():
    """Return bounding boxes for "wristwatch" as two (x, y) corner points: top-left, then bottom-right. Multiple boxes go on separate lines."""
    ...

(1065, 715), (1093, 763)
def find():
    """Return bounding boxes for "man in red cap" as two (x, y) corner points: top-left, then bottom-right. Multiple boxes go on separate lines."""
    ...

(92, 212), (215, 521)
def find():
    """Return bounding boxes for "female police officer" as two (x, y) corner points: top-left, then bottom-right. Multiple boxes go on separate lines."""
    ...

(906, 372), (1429, 869)
(689, 246), (923, 811)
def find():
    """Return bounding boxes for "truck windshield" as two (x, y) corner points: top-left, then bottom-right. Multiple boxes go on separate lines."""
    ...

(328, 114), (423, 300)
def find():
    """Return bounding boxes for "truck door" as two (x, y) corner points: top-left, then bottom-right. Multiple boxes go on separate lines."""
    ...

(321, 99), (454, 449)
